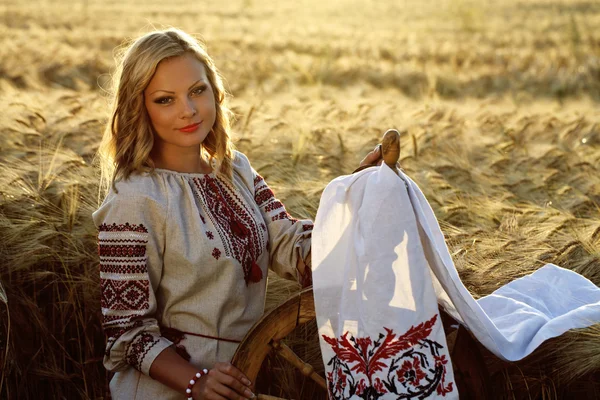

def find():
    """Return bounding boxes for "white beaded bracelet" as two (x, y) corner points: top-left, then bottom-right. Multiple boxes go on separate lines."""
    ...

(185, 368), (209, 400)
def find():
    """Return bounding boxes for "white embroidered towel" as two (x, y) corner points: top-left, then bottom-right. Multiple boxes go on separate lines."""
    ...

(312, 164), (456, 399)
(312, 163), (600, 399)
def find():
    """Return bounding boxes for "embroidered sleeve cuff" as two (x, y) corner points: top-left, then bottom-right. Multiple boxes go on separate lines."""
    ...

(296, 220), (313, 264)
(298, 248), (313, 288)
(126, 332), (173, 376)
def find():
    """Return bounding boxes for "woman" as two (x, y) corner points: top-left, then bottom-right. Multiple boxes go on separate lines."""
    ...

(94, 28), (381, 400)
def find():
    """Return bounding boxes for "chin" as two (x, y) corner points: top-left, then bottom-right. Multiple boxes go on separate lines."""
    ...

(178, 130), (210, 146)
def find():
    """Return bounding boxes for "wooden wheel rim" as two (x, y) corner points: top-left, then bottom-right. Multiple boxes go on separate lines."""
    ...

(231, 287), (320, 386)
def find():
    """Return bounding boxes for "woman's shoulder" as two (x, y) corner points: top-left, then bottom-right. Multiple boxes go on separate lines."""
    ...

(232, 150), (253, 171)
(93, 172), (169, 223)
(111, 172), (168, 202)
(230, 150), (257, 190)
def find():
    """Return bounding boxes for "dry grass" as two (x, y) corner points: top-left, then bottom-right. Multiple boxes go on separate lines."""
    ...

(1, 0), (599, 399)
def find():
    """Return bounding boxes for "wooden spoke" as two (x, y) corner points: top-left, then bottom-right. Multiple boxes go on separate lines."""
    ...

(231, 288), (318, 384)
(271, 340), (327, 390)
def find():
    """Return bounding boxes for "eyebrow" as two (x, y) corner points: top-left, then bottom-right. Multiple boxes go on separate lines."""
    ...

(149, 80), (205, 95)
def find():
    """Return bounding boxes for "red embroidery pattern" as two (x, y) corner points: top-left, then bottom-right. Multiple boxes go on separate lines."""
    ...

(103, 316), (143, 342)
(99, 222), (148, 233)
(104, 317), (144, 355)
(253, 175), (273, 206)
(126, 332), (161, 372)
(264, 200), (284, 213)
(271, 210), (296, 222)
(434, 355), (453, 396)
(302, 223), (314, 232)
(254, 174), (298, 224)
(101, 279), (149, 310)
(397, 357), (426, 387)
(100, 238), (147, 243)
(255, 187), (275, 205)
(193, 175), (266, 284)
(212, 248), (221, 260)
(322, 314), (453, 399)
(98, 244), (146, 257)
(98, 222), (152, 369)
(100, 263), (146, 274)
(206, 231), (214, 240)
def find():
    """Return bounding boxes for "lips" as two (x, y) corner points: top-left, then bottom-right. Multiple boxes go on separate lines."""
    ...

(179, 121), (201, 133)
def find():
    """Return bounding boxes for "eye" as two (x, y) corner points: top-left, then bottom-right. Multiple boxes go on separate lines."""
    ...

(154, 96), (172, 105)
(191, 85), (207, 96)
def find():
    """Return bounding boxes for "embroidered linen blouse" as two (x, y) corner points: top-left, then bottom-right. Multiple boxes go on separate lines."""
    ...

(92, 151), (313, 399)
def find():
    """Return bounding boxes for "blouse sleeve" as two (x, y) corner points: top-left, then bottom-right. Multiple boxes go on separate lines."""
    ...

(248, 163), (313, 287)
(92, 184), (173, 374)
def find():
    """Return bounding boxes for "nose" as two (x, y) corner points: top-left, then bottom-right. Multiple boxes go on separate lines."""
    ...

(180, 97), (197, 119)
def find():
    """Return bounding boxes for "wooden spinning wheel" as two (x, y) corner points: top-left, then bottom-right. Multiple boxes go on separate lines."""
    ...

(232, 130), (492, 399)
(231, 288), (324, 399)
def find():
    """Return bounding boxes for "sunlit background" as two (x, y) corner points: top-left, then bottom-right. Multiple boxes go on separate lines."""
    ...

(1, 0), (599, 398)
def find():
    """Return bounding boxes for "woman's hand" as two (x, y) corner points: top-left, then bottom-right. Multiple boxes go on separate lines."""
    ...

(192, 362), (255, 400)
(359, 145), (383, 168)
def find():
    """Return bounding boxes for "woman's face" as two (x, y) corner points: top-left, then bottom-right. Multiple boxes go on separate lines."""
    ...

(144, 53), (217, 155)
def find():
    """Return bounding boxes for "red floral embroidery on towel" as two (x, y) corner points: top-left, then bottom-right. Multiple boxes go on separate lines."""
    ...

(322, 314), (453, 399)
(397, 357), (426, 387)
(434, 355), (454, 396)
(212, 248), (222, 260)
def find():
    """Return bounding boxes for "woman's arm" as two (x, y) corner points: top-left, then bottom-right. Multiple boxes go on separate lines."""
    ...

(149, 347), (254, 400)
(289, 145), (381, 287)
(296, 248), (312, 288)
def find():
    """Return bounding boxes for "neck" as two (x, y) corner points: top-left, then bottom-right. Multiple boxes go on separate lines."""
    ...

(151, 144), (212, 174)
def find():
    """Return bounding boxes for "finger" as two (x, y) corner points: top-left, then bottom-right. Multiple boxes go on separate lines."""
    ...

(211, 379), (251, 400)
(216, 363), (252, 387)
(211, 368), (254, 399)
(202, 390), (228, 400)
(219, 372), (254, 399)
(196, 376), (227, 400)
(359, 145), (382, 167)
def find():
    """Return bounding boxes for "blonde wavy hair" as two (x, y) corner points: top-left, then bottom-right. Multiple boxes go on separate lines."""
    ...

(98, 28), (235, 194)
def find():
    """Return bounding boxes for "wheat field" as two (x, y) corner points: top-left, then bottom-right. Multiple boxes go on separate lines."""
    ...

(1, 0), (599, 399)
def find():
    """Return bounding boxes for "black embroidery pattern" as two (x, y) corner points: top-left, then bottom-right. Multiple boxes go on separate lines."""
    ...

(322, 314), (454, 399)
